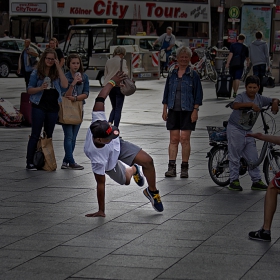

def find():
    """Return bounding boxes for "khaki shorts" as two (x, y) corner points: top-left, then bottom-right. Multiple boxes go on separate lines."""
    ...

(105, 138), (142, 185)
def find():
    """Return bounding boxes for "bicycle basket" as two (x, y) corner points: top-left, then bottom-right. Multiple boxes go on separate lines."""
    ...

(207, 126), (227, 142)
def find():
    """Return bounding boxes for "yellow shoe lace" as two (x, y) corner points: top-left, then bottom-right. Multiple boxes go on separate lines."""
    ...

(153, 193), (161, 203)
(134, 174), (140, 183)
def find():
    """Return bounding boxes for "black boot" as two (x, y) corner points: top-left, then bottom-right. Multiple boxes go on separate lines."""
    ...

(180, 162), (189, 178)
(165, 163), (176, 177)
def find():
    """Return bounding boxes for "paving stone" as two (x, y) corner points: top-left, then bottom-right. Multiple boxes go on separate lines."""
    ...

(158, 253), (260, 279)
(73, 264), (164, 280)
(95, 254), (179, 269)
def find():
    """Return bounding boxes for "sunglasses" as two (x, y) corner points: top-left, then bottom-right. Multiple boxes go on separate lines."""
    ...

(45, 57), (55, 61)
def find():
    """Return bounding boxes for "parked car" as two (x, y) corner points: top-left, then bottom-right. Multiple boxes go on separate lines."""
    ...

(0, 38), (42, 78)
(116, 35), (183, 54)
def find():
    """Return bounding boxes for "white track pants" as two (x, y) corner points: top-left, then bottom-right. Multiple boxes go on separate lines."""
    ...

(227, 123), (261, 183)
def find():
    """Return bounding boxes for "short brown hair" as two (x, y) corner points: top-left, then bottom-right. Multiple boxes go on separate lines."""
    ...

(238, 34), (246, 41)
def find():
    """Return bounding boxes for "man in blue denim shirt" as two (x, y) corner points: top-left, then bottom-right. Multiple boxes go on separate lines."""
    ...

(162, 46), (203, 178)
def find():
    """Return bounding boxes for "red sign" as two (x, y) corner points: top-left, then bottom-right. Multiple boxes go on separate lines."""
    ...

(228, 29), (237, 43)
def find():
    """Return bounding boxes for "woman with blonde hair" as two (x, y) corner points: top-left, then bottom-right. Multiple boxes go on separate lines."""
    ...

(162, 46), (203, 178)
(104, 46), (129, 127)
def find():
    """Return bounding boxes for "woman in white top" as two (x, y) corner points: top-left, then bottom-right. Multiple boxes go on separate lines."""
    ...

(104, 46), (128, 127)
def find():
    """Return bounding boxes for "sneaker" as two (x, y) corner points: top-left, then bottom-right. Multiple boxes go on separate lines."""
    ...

(251, 180), (267, 191)
(249, 228), (271, 242)
(68, 163), (84, 170)
(61, 162), (69, 169)
(228, 180), (243, 191)
(133, 164), (145, 187)
(143, 187), (164, 212)
(26, 164), (37, 171)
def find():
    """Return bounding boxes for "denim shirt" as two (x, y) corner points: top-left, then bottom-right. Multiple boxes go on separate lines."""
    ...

(162, 67), (203, 111)
(62, 71), (90, 105)
(28, 69), (64, 105)
(23, 50), (33, 72)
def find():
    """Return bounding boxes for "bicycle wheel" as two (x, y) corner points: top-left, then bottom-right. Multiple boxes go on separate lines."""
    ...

(263, 151), (280, 185)
(161, 62), (168, 78)
(208, 65), (218, 83)
(208, 145), (230, 186)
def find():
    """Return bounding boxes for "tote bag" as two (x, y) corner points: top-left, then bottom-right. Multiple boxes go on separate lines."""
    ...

(59, 97), (83, 125)
(41, 132), (57, 171)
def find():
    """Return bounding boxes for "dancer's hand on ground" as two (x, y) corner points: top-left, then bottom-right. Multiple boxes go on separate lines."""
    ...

(85, 211), (106, 218)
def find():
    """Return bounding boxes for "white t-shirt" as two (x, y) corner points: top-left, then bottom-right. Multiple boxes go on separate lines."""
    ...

(84, 111), (120, 175)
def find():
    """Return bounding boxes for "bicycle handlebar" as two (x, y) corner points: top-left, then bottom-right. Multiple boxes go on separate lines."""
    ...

(225, 102), (278, 112)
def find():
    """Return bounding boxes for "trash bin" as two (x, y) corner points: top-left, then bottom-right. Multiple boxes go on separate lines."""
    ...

(215, 49), (229, 72)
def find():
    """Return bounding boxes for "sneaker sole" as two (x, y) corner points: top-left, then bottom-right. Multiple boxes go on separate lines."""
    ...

(143, 189), (162, 212)
(251, 187), (267, 191)
(165, 174), (176, 177)
(26, 168), (37, 171)
(68, 167), (84, 170)
(61, 166), (69, 169)
(248, 236), (271, 242)
(228, 187), (243, 191)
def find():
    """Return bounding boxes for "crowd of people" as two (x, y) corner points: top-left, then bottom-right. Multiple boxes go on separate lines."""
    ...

(10, 30), (280, 242)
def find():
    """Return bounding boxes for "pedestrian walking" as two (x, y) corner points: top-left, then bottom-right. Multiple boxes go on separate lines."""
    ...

(162, 46), (203, 178)
(49, 37), (65, 68)
(26, 48), (68, 170)
(61, 54), (89, 170)
(249, 31), (270, 95)
(84, 71), (163, 217)
(226, 75), (279, 191)
(17, 39), (39, 89)
(247, 133), (280, 242)
(153, 27), (176, 69)
(104, 46), (128, 128)
(226, 34), (249, 98)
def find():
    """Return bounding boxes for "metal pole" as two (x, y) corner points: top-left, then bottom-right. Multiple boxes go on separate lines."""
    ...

(217, 0), (225, 49)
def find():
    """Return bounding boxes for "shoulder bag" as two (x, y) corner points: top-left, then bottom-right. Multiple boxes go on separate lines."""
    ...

(120, 59), (136, 96)
(262, 72), (275, 88)
(33, 139), (45, 170)
(58, 96), (83, 125)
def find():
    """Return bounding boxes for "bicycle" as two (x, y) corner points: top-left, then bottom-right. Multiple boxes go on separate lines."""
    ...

(206, 103), (280, 186)
(191, 47), (217, 83)
(160, 49), (172, 78)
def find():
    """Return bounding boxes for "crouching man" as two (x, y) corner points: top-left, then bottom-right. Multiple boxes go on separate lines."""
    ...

(84, 72), (164, 217)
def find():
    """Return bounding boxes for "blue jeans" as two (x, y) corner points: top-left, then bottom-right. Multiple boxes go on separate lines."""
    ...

(108, 87), (125, 127)
(26, 107), (58, 164)
(62, 123), (81, 164)
(253, 64), (266, 95)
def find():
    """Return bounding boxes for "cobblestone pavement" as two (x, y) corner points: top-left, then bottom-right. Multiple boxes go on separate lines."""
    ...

(1, 75), (280, 279)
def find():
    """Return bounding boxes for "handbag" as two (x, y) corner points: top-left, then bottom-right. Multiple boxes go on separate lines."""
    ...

(58, 97), (83, 125)
(40, 132), (57, 171)
(262, 72), (275, 88)
(33, 140), (45, 169)
(120, 59), (136, 96)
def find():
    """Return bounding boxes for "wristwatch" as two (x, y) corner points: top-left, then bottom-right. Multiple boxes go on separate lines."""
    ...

(194, 108), (199, 111)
